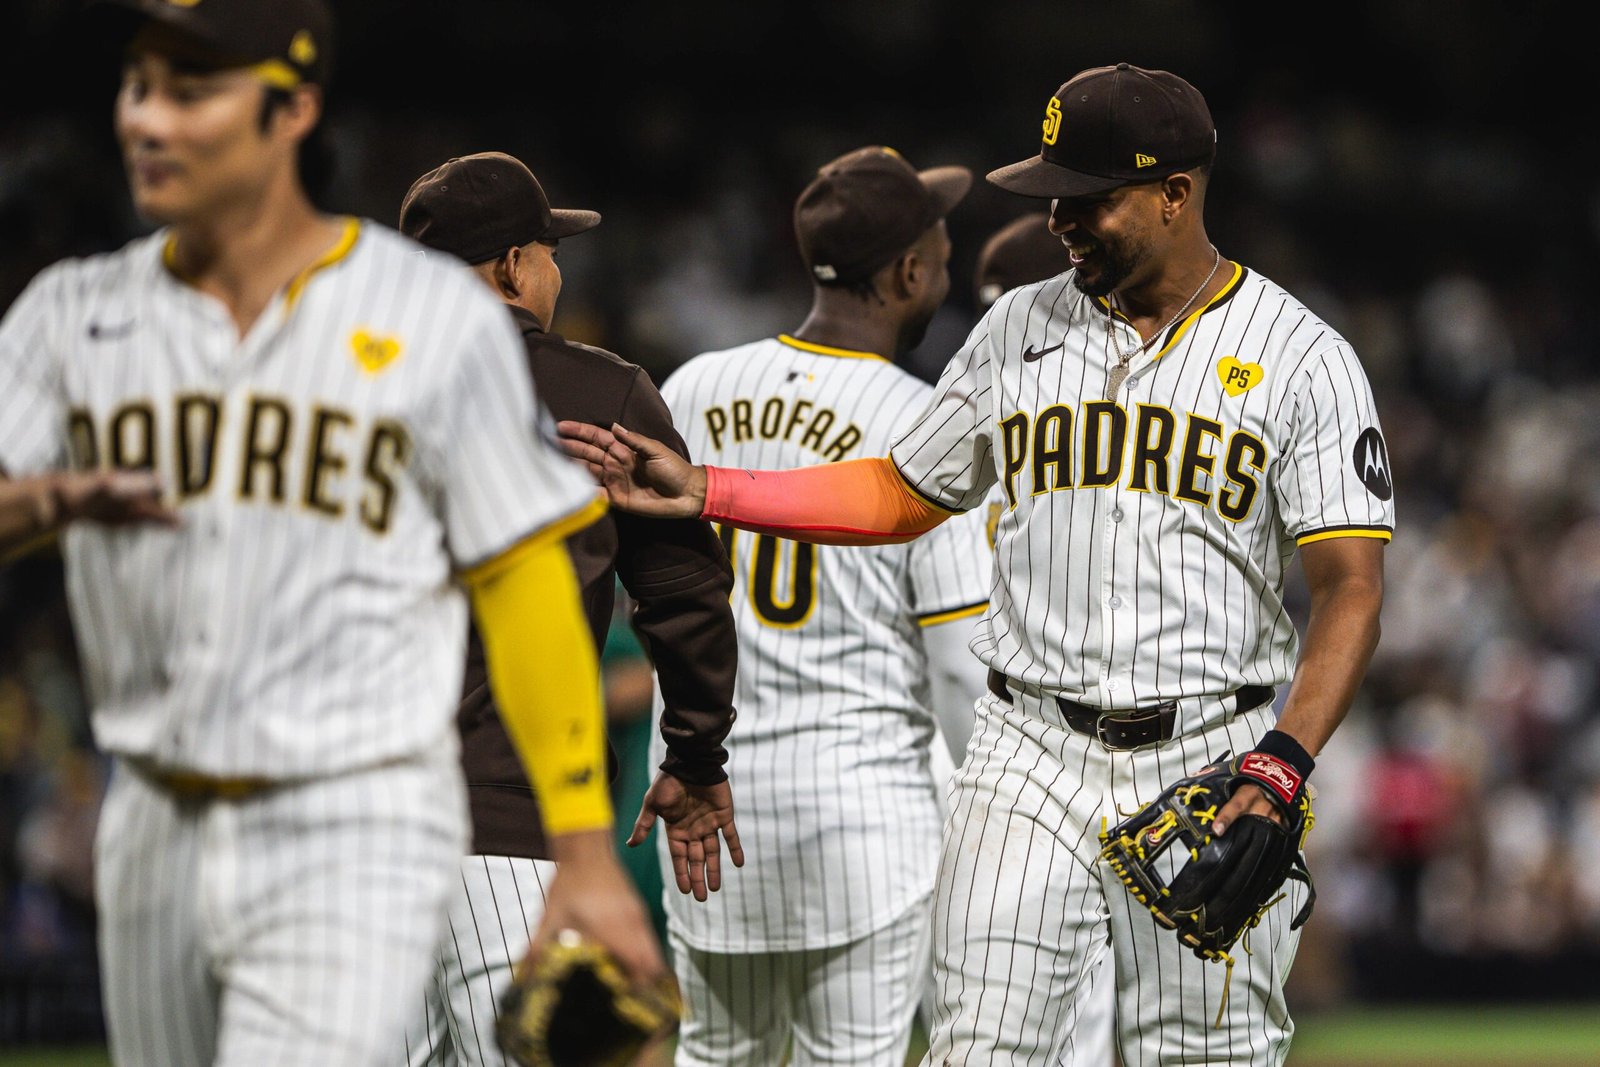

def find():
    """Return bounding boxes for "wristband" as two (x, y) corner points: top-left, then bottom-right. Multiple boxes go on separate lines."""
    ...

(1236, 729), (1314, 809)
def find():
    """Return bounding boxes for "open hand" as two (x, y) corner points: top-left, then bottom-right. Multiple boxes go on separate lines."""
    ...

(557, 421), (706, 519)
(629, 773), (744, 902)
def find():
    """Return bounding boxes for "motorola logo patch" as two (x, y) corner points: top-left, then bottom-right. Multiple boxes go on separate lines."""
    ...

(1352, 428), (1391, 501)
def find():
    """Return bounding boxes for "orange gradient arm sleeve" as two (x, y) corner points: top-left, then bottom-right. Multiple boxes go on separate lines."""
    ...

(702, 457), (953, 544)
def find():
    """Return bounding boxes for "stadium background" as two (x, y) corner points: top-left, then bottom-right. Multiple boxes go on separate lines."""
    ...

(3, 0), (1599, 1062)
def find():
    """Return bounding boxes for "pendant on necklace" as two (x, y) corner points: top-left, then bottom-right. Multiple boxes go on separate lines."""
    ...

(1105, 362), (1131, 402)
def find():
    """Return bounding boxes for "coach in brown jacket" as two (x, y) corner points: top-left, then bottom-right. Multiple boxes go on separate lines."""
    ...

(397, 151), (741, 1065)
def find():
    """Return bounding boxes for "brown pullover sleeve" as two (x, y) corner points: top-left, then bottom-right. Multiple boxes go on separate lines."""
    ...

(612, 366), (738, 785)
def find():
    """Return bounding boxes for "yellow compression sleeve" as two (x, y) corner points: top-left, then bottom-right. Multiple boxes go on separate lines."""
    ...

(464, 500), (612, 835)
(701, 456), (953, 544)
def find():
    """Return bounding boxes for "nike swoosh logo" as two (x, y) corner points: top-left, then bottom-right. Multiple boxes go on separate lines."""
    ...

(1022, 341), (1063, 363)
(87, 320), (136, 341)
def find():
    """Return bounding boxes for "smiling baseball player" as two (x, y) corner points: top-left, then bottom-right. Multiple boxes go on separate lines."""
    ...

(560, 62), (1393, 1066)
(0, 2), (663, 1063)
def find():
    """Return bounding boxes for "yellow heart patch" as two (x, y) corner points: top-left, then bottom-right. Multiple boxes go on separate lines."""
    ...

(351, 330), (402, 375)
(1217, 356), (1264, 397)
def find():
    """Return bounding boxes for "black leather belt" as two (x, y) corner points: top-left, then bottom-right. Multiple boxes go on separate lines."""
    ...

(986, 669), (1273, 750)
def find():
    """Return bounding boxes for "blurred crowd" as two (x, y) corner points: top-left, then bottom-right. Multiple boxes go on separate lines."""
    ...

(4, 0), (1599, 1040)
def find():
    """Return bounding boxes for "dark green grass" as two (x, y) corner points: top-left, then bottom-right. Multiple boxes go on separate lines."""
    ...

(7, 1005), (1600, 1065)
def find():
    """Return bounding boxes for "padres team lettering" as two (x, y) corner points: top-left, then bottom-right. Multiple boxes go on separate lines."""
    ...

(997, 400), (1268, 522)
(67, 394), (411, 534)
(702, 397), (863, 462)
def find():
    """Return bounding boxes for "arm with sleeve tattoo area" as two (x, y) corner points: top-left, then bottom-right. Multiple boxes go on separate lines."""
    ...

(556, 418), (949, 544)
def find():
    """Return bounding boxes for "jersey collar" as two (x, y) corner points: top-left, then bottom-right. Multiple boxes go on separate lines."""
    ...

(1093, 259), (1245, 363)
(777, 334), (889, 363)
(159, 216), (363, 314)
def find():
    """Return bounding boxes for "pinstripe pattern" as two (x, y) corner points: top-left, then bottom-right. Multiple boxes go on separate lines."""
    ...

(891, 263), (1395, 704)
(96, 750), (468, 1067)
(672, 895), (934, 1067)
(887, 259), (1389, 1063)
(403, 855), (556, 1067)
(653, 336), (992, 1061)
(2, 221), (595, 1064)
(0, 222), (598, 779)
(924, 697), (1298, 1066)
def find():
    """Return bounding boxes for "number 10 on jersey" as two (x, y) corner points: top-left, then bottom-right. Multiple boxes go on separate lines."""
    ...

(715, 524), (818, 628)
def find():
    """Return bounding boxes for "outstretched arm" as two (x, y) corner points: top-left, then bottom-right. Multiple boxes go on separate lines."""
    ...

(558, 421), (953, 544)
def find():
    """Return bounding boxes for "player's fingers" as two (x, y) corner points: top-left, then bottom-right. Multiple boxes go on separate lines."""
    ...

(556, 435), (608, 473)
(610, 423), (669, 461)
(703, 835), (722, 892)
(1210, 793), (1249, 836)
(556, 419), (613, 448)
(627, 803), (657, 848)
(721, 817), (745, 868)
(685, 837), (708, 902)
(669, 838), (693, 895)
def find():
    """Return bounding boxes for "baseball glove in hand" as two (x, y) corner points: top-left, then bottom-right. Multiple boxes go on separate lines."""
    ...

(1098, 752), (1316, 1027)
(497, 929), (683, 1067)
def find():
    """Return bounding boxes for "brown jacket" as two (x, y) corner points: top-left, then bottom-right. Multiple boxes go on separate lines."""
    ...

(458, 306), (738, 859)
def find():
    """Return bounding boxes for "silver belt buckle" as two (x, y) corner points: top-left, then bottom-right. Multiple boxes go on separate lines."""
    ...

(1094, 711), (1122, 750)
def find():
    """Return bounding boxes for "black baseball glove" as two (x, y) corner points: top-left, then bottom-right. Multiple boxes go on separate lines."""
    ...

(1098, 751), (1315, 1025)
(496, 929), (683, 1067)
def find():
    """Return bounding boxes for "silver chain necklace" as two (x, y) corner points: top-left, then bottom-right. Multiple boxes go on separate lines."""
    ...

(1103, 246), (1221, 400)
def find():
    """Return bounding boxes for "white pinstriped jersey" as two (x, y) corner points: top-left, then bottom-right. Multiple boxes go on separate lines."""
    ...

(891, 261), (1395, 709)
(0, 219), (598, 779)
(652, 334), (994, 951)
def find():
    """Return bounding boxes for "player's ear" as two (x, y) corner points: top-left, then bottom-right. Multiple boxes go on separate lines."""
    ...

(266, 84), (323, 144)
(890, 249), (921, 301)
(1159, 173), (1194, 223)
(493, 247), (522, 299)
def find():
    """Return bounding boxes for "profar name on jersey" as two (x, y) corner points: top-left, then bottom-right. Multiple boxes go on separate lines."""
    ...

(703, 396), (863, 461)
(998, 399), (1269, 524)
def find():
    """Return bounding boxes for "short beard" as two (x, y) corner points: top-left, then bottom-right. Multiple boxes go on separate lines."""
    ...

(1069, 235), (1145, 298)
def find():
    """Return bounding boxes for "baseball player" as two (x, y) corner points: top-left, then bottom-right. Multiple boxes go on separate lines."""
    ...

(396, 151), (742, 1067)
(641, 146), (994, 1066)
(0, 2), (664, 1063)
(561, 62), (1392, 1066)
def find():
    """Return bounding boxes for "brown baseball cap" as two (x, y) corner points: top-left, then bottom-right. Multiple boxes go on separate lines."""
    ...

(973, 212), (1068, 309)
(398, 152), (601, 266)
(793, 146), (971, 286)
(86, 0), (334, 88)
(988, 63), (1215, 199)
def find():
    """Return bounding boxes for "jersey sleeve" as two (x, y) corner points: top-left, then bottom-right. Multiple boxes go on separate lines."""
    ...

(889, 310), (999, 513)
(907, 494), (993, 626)
(426, 300), (601, 571)
(0, 264), (70, 476)
(1273, 341), (1396, 545)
